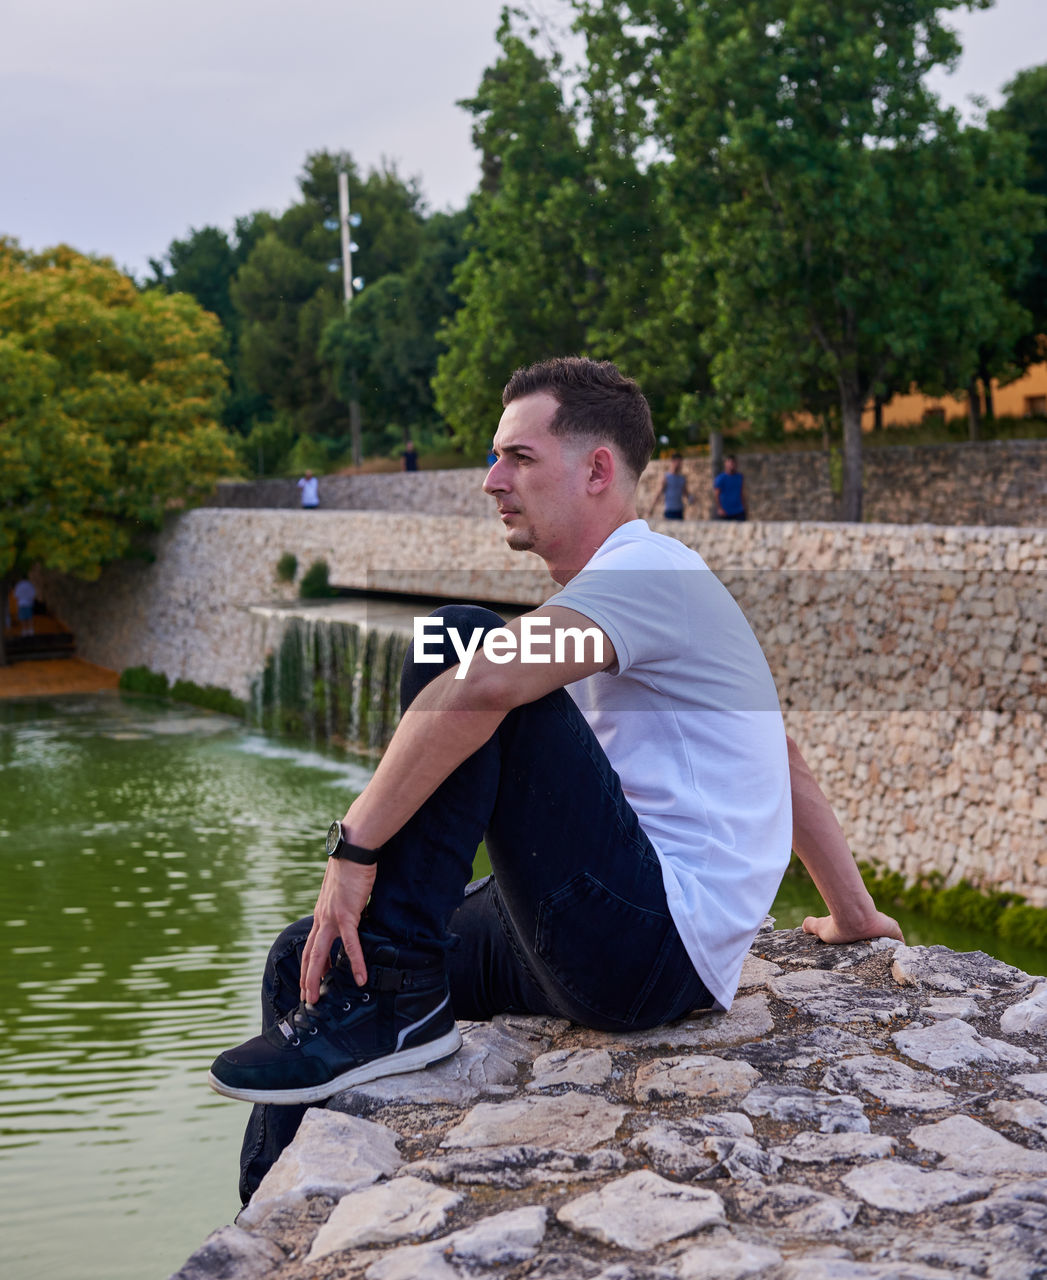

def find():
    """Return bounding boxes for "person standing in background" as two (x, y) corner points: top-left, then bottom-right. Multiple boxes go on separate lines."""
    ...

(648, 452), (690, 520)
(714, 454), (747, 521)
(297, 470), (320, 509)
(13, 578), (36, 635)
(401, 441), (419, 472)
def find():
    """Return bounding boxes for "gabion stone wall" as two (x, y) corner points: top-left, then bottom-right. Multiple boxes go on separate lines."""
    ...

(210, 437), (1047, 526)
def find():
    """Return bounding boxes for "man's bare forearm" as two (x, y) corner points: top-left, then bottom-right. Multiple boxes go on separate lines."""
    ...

(341, 606), (617, 853)
(788, 736), (903, 943)
(342, 669), (507, 850)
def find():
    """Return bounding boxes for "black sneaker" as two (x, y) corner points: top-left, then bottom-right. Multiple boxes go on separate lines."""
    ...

(207, 942), (462, 1105)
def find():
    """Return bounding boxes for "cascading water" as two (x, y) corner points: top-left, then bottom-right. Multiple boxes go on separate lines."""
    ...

(251, 612), (411, 753)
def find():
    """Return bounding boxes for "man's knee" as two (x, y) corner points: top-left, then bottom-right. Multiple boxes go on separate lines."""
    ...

(411, 605), (506, 664)
(401, 604), (507, 707)
(268, 915), (313, 961)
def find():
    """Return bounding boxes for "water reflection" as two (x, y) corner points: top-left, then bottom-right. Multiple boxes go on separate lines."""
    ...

(0, 695), (373, 1280)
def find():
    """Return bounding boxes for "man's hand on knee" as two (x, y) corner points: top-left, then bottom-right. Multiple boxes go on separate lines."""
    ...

(301, 859), (377, 1001)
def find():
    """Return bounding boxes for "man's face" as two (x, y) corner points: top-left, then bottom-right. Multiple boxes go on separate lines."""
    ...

(724, 457), (736, 474)
(483, 392), (590, 559)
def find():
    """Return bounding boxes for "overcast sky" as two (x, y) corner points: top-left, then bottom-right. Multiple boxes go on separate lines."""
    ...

(2, 0), (1044, 279)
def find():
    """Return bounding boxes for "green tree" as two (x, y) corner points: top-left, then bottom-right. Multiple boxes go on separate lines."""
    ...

(433, 15), (591, 454)
(910, 122), (1042, 437)
(583, 0), (1038, 519)
(568, 2), (702, 432)
(148, 215), (272, 437)
(231, 151), (428, 468)
(989, 64), (1047, 375)
(0, 242), (235, 664)
(321, 210), (470, 456)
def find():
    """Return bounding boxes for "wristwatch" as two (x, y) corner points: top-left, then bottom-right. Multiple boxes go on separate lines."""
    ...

(326, 821), (380, 865)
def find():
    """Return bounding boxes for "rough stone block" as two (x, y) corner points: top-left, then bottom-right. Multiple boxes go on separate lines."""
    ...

(557, 1170), (725, 1251)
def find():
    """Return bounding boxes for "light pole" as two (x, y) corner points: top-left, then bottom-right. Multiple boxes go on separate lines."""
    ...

(337, 170), (364, 467)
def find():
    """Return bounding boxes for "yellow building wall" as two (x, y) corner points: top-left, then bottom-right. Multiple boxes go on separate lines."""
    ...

(863, 362), (1047, 429)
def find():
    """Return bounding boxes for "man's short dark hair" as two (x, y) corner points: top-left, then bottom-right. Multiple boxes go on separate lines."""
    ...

(502, 357), (655, 479)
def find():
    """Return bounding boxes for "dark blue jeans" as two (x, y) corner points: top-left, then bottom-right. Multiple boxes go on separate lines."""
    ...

(238, 605), (712, 1200)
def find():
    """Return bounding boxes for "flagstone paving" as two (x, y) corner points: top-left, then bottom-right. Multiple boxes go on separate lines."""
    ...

(173, 927), (1047, 1280)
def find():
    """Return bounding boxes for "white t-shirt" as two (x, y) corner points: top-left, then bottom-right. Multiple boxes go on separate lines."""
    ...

(297, 476), (319, 507)
(546, 520), (791, 1009)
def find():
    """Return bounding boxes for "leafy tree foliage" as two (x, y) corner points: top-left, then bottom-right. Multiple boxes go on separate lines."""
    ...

(231, 152), (428, 462)
(432, 8), (692, 453)
(569, 0), (1041, 518)
(989, 65), (1047, 372)
(149, 152), (436, 473)
(908, 122), (1042, 436)
(148, 215), (272, 436)
(136, 12), (1047, 504)
(433, 17), (591, 452)
(321, 210), (470, 455)
(0, 241), (235, 663)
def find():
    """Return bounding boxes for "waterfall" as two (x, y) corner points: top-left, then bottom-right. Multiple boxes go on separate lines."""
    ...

(250, 611), (411, 754)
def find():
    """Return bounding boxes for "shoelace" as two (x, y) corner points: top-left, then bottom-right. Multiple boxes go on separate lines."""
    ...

(276, 981), (371, 1044)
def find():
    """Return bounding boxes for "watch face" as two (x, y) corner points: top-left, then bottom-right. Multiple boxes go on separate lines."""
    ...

(326, 821), (343, 857)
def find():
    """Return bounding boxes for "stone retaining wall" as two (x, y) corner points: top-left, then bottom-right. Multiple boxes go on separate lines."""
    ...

(210, 438), (1047, 526)
(651, 440), (1047, 526)
(38, 512), (1047, 906)
(207, 469), (492, 517)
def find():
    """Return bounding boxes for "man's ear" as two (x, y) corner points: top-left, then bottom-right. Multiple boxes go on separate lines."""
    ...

(587, 445), (616, 494)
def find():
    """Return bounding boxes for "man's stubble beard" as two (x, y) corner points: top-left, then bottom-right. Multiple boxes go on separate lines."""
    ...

(505, 527), (536, 553)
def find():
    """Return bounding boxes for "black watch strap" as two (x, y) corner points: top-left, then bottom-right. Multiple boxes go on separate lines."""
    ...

(326, 820), (380, 865)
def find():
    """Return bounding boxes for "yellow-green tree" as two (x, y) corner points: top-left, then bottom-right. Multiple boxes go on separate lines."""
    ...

(0, 241), (236, 663)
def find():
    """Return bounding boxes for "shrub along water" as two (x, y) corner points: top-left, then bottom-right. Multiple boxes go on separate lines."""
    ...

(299, 559), (336, 599)
(118, 666), (170, 697)
(781, 856), (1047, 959)
(119, 666), (246, 719)
(857, 864), (1047, 953)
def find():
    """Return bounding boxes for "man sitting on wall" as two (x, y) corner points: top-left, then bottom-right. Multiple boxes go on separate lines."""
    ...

(209, 357), (901, 1201)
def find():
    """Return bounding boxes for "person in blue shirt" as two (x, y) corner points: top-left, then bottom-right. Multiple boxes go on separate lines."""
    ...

(714, 454), (746, 521)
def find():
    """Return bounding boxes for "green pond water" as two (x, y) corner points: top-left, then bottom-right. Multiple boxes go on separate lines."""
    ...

(2, 694), (1045, 1280)
(0, 695), (375, 1280)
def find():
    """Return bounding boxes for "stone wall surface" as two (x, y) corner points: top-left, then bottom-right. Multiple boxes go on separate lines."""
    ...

(651, 439), (1047, 527)
(38, 510), (1047, 907)
(208, 470), (493, 518)
(211, 438), (1047, 526)
(172, 929), (1047, 1280)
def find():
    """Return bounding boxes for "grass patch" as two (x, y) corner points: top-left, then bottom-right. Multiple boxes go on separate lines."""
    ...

(779, 854), (1047, 955)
